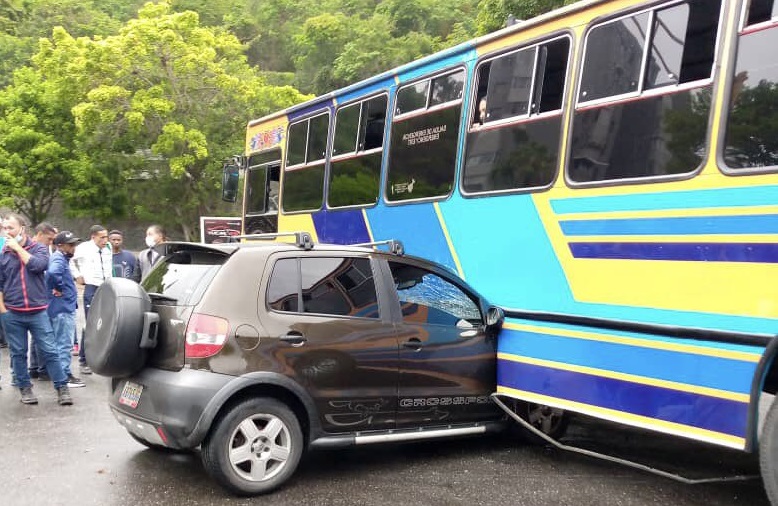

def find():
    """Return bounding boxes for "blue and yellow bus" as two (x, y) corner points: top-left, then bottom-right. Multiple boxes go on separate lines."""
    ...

(228, 0), (778, 498)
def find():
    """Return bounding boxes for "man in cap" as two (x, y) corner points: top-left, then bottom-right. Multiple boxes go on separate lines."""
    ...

(48, 231), (85, 388)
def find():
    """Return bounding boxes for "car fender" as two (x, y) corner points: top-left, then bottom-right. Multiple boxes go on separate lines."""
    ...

(187, 372), (321, 447)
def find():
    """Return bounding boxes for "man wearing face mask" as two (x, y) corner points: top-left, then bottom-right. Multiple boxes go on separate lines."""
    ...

(48, 231), (85, 388)
(70, 225), (112, 375)
(0, 214), (73, 405)
(133, 224), (167, 282)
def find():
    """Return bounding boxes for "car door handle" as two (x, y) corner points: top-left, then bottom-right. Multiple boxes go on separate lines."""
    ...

(402, 338), (423, 351)
(280, 332), (306, 346)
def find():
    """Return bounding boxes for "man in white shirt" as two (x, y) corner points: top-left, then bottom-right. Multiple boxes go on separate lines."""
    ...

(70, 225), (112, 374)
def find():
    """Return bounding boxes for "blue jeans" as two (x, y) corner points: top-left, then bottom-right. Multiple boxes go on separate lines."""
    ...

(3, 310), (67, 389)
(51, 312), (76, 377)
(28, 337), (44, 373)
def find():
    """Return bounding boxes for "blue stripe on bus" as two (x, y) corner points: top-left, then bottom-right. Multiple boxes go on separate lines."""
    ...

(551, 185), (778, 215)
(497, 359), (747, 437)
(568, 242), (778, 263)
(337, 77), (396, 105)
(365, 203), (456, 270)
(396, 47), (477, 83)
(559, 214), (778, 236)
(498, 328), (757, 394)
(312, 209), (371, 245)
(503, 317), (767, 354)
(287, 101), (334, 121)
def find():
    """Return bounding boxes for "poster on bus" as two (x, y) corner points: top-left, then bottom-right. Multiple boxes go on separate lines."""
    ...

(200, 216), (242, 244)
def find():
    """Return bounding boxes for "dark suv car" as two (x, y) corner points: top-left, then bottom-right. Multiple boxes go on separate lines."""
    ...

(87, 235), (505, 495)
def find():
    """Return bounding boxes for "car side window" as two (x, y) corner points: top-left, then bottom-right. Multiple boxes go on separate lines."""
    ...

(388, 261), (481, 325)
(267, 257), (380, 318)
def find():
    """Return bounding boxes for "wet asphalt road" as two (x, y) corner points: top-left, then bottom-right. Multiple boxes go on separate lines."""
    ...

(0, 350), (771, 506)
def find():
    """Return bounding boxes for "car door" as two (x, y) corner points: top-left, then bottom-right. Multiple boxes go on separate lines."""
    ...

(388, 259), (501, 428)
(258, 254), (399, 433)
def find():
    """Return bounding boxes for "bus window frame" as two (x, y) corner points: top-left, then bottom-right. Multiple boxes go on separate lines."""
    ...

(244, 148), (282, 217)
(327, 91), (390, 210)
(384, 65), (467, 207)
(718, 4), (778, 176)
(460, 32), (573, 199)
(282, 109), (331, 214)
(564, 0), (726, 189)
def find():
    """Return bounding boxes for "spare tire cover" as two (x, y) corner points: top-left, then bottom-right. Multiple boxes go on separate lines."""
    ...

(85, 278), (151, 377)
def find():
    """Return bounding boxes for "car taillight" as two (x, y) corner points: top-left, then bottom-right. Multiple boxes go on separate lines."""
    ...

(185, 313), (229, 359)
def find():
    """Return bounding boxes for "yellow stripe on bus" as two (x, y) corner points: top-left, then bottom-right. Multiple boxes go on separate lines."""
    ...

(502, 322), (763, 362)
(495, 386), (746, 450)
(434, 202), (465, 280)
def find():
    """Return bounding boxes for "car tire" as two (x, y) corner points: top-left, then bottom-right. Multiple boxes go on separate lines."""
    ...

(760, 398), (778, 504)
(84, 278), (151, 377)
(201, 398), (303, 496)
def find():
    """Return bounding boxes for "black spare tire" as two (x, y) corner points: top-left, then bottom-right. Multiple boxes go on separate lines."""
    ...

(85, 278), (152, 377)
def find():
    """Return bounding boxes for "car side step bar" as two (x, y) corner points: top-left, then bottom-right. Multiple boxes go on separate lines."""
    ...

(309, 421), (504, 450)
(491, 393), (759, 485)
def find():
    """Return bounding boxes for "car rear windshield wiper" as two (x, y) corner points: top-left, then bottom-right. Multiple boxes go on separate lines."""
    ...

(148, 292), (178, 303)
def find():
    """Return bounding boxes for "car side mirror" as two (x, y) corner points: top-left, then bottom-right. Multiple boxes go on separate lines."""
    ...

(222, 163), (240, 203)
(485, 306), (504, 334)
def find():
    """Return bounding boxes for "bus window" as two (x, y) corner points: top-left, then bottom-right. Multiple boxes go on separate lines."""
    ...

(396, 81), (429, 115)
(745, 0), (777, 26)
(283, 112), (329, 212)
(387, 69), (465, 202)
(328, 94), (387, 208)
(462, 36), (570, 195)
(722, 0), (778, 171)
(569, 0), (720, 184)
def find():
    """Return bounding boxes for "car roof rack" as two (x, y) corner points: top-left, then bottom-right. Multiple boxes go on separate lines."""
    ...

(233, 231), (314, 250)
(353, 239), (404, 256)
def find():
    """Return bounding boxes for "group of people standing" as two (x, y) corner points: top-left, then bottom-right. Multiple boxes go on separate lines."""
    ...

(0, 215), (167, 405)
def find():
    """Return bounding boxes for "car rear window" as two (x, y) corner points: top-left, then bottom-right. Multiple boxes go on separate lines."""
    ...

(142, 249), (227, 306)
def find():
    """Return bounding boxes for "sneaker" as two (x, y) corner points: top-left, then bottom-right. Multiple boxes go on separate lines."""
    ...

(20, 386), (38, 404)
(71, 344), (79, 356)
(29, 370), (39, 379)
(0, 341), (7, 348)
(57, 385), (73, 405)
(37, 371), (51, 381)
(67, 375), (85, 388)
(79, 364), (92, 375)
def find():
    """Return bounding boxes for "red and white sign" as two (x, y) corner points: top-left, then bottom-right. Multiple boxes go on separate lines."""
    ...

(200, 216), (242, 244)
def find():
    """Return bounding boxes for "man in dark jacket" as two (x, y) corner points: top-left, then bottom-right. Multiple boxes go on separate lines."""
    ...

(0, 214), (72, 405)
(48, 231), (85, 388)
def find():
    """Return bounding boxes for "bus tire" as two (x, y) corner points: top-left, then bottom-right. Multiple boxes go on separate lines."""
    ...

(85, 278), (151, 377)
(504, 399), (570, 444)
(760, 398), (778, 504)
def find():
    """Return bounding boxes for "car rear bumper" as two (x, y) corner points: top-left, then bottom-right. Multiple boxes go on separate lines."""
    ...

(109, 367), (234, 449)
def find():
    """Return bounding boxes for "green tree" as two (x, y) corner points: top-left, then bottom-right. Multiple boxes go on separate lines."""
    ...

(475, 0), (571, 35)
(0, 66), (89, 224)
(21, 1), (308, 239)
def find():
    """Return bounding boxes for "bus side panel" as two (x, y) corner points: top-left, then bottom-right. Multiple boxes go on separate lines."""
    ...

(496, 317), (766, 450)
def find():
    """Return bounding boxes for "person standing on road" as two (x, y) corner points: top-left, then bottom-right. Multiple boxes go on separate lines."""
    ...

(28, 221), (58, 380)
(133, 224), (166, 281)
(0, 214), (73, 405)
(108, 229), (137, 279)
(70, 225), (112, 375)
(47, 231), (85, 389)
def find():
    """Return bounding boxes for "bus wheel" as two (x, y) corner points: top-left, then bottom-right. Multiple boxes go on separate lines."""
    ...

(760, 398), (778, 504)
(523, 402), (570, 441)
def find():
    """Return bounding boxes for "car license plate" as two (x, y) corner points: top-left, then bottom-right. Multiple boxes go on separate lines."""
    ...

(119, 381), (143, 409)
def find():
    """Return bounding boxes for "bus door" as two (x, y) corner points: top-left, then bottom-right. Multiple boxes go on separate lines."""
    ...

(244, 150), (281, 235)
